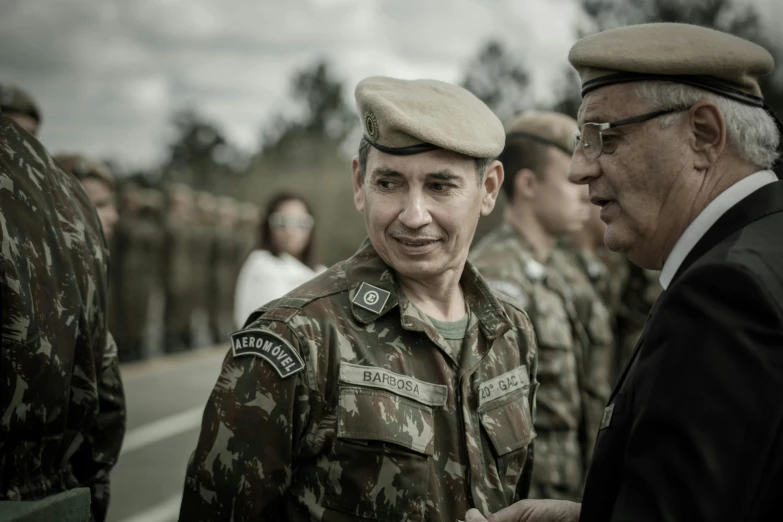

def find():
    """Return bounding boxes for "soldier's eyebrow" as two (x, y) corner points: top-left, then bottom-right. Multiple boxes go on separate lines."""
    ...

(370, 166), (404, 180)
(425, 170), (463, 183)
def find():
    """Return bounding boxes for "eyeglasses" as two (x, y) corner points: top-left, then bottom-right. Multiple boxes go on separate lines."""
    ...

(268, 213), (314, 230)
(573, 106), (692, 160)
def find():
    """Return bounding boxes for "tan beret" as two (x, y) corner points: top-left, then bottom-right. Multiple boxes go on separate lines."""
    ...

(54, 153), (114, 185)
(355, 76), (505, 158)
(569, 23), (774, 105)
(0, 83), (42, 122)
(505, 111), (578, 155)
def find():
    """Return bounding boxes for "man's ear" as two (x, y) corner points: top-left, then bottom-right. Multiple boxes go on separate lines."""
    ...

(352, 156), (365, 212)
(514, 168), (539, 201)
(480, 160), (504, 216)
(689, 101), (726, 171)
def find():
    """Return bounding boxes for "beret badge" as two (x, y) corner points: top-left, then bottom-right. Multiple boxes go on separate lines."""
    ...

(365, 111), (379, 142)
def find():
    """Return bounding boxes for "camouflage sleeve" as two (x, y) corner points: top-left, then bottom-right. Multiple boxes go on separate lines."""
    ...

(71, 332), (127, 522)
(180, 319), (312, 521)
(518, 320), (538, 502)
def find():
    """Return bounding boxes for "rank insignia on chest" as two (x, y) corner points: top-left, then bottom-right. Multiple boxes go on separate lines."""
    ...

(524, 259), (546, 282)
(352, 282), (391, 314)
(230, 329), (304, 378)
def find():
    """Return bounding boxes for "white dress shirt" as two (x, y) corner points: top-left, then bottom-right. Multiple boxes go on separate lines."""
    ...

(659, 170), (778, 290)
(233, 249), (326, 328)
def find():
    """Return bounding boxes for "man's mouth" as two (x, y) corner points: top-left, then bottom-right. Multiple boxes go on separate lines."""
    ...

(590, 196), (615, 208)
(394, 237), (439, 247)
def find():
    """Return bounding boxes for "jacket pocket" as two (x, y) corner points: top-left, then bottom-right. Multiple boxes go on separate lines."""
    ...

(479, 384), (536, 501)
(323, 383), (436, 522)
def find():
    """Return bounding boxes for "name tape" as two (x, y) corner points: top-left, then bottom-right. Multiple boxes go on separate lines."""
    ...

(339, 362), (447, 407)
(479, 366), (530, 407)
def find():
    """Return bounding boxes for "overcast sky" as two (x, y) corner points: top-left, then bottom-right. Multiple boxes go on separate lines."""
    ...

(1, 0), (779, 170)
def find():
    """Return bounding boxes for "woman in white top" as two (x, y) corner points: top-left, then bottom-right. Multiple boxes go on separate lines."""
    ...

(233, 192), (326, 328)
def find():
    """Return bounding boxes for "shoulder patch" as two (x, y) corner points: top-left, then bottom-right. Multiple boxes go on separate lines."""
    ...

(352, 282), (391, 314)
(487, 278), (529, 310)
(230, 329), (304, 378)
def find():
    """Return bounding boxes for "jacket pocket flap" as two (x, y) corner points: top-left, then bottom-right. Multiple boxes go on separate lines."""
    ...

(480, 394), (535, 457)
(338, 386), (435, 456)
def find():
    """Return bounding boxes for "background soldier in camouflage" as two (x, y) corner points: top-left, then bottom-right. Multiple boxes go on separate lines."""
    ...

(163, 183), (197, 353)
(0, 113), (126, 521)
(237, 201), (261, 261)
(180, 77), (538, 522)
(209, 196), (242, 342)
(190, 191), (218, 346)
(470, 111), (592, 501)
(549, 246), (614, 466)
(567, 203), (628, 316)
(613, 264), (662, 377)
(0, 82), (41, 136)
(54, 153), (119, 241)
(110, 184), (157, 361)
(566, 201), (661, 383)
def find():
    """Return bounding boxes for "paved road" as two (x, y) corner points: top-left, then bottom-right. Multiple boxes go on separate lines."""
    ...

(106, 345), (228, 522)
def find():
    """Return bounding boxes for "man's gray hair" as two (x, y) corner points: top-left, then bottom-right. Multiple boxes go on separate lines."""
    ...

(636, 82), (780, 170)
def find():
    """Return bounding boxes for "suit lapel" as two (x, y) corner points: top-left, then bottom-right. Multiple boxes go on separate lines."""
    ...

(672, 181), (783, 286)
(608, 293), (665, 402)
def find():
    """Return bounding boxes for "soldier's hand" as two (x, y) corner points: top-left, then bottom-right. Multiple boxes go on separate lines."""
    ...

(464, 499), (581, 522)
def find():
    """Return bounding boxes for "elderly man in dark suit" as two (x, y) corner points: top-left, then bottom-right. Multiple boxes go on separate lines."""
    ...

(468, 22), (783, 522)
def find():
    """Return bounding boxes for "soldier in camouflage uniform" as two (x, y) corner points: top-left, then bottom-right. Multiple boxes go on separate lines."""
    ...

(141, 188), (168, 355)
(237, 201), (261, 262)
(54, 154), (119, 241)
(111, 184), (156, 361)
(0, 82), (41, 136)
(180, 77), (539, 522)
(549, 248), (614, 466)
(191, 192), (218, 346)
(569, 202), (661, 382)
(163, 183), (197, 353)
(470, 111), (592, 501)
(0, 113), (126, 521)
(209, 196), (242, 342)
(613, 263), (662, 377)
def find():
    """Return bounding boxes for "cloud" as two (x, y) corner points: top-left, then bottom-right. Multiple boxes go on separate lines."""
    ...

(2, 0), (776, 170)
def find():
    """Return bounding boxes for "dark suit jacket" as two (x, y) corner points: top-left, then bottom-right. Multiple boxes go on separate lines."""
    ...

(580, 180), (783, 522)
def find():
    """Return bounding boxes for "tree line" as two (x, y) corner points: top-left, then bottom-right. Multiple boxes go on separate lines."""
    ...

(118, 0), (783, 266)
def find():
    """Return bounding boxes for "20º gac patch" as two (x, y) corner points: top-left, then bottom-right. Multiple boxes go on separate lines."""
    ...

(230, 329), (304, 379)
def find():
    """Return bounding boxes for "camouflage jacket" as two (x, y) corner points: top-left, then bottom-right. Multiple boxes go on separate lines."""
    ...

(0, 117), (126, 522)
(588, 247), (630, 319)
(469, 222), (587, 499)
(614, 263), (663, 375)
(180, 241), (538, 521)
(550, 246), (615, 464)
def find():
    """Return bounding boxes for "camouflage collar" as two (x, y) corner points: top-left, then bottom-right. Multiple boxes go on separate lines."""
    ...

(346, 241), (400, 324)
(346, 240), (511, 340)
(500, 221), (549, 282)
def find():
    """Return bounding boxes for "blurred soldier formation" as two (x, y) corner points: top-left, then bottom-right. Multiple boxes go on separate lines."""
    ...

(110, 182), (259, 361)
(1, 81), (262, 364)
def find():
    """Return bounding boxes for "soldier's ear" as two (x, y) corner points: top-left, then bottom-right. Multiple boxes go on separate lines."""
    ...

(514, 168), (538, 200)
(480, 160), (504, 217)
(352, 156), (365, 212)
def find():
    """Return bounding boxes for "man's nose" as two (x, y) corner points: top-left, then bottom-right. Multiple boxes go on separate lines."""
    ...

(397, 190), (432, 230)
(568, 150), (601, 185)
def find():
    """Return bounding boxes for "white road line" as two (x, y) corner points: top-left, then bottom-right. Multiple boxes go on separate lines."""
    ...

(118, 493), (182, 522)
(120, 407), (204, 456)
